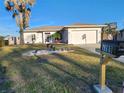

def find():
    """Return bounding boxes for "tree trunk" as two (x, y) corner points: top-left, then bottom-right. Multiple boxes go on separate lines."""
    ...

(19, 12), (24, 45)
(20, 29), (24, 45)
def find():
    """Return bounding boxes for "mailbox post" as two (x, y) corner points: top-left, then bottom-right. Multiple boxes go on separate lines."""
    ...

(100, 56), (111, 88)
(94, 24), (124, 93)
(94, 30), (113, 93)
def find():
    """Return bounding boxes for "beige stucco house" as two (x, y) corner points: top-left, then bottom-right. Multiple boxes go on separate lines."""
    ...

(24, 23), (106, 44)
(4, 35), (20, 45)
(24, 26), (63, 44)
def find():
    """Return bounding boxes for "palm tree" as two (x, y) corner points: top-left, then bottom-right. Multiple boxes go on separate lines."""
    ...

(4, 0), (35, 45)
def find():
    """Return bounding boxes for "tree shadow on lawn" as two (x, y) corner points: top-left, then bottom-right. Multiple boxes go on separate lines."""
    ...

(0, 49), (44, 93)
(27, 54), (96, 92)
(0, 48), (78, 93)
(106, 64), (124, 93)
(51, 53), (124, 93)
(32, 56), (96, 93)
(52, 53), (100, 78)
(35, 54), (99, 93)
(0, 47), (35, 93)
(10, 60), (43, 93)
(10, 57), (93, 93)
(1, 46), (123, 93)
(11, 52), (96, 93)
(41, 62), (94, 93)
(0, 60), (14, 93)
(20, 47), (124, 93)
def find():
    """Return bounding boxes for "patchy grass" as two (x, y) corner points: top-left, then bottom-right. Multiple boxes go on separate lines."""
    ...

(0, 45), (124, 93)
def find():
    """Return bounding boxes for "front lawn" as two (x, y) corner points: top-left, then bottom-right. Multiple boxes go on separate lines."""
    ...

(0, 45), (124, 93)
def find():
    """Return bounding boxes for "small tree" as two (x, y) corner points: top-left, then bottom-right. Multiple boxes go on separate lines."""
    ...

(102, 22), (117, 40)
(51, 32), (61, 40)
(4, 0), (35, 45)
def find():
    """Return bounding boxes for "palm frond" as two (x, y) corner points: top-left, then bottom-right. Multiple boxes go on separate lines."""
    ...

(28, 0), (35, 6)
(5, 0), (35, 29)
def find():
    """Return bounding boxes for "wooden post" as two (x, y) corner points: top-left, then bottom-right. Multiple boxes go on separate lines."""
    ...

(100, 55), (111, 89)
(99, 27), (111, 89)
(100, 63), (106, 88)
(94, 26), (113, 93)
(100, 27), (106, 89)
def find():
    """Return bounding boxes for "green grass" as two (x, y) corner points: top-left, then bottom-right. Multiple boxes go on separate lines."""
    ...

(0, 45), (124, 93)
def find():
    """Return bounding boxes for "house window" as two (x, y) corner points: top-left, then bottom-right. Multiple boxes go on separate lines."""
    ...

(32, 34), (36, 41)
(45, 33), (51, 42)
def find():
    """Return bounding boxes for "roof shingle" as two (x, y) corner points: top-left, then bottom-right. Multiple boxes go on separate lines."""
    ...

(65, 23), (107, 28)
(24, 23), (106, 33)
(25, 26), (64, 32)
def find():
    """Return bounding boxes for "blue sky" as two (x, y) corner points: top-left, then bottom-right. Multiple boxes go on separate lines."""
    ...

(0, 0), (124, 36)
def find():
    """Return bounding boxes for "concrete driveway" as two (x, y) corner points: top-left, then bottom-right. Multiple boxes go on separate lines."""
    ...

(113, 56), (124, 63)
(76, 44), (124, 63)
(76, 44), (100, 54)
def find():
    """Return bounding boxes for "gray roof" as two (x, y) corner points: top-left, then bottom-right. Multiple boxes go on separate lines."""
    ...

(64, 23), (107, 28)
(24, 23), (106, 33)
(24, 26), (64, 32)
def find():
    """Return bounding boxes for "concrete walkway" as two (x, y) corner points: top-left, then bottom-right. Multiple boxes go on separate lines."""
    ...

(76, 44), (124, 63)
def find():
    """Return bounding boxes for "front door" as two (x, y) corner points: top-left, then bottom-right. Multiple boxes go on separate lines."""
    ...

(45, 32), (51, 43)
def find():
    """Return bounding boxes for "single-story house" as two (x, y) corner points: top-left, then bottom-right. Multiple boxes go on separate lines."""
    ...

(24, 26), (63, 44)
(24, 23), (106, 44)
(4, 35), (20, 45)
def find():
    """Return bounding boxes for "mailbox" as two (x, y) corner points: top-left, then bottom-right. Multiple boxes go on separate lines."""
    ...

(101, 40), (124, 58)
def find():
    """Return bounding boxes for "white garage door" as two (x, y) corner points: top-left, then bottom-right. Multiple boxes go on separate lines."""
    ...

(70, 30), (97, 44)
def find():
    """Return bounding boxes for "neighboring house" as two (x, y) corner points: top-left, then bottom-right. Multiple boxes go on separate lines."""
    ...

(4, 35), (20, 45)
(16, 37), (20, 45)
(24, 23), (106, 44)
(117, 29), (124, 41)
